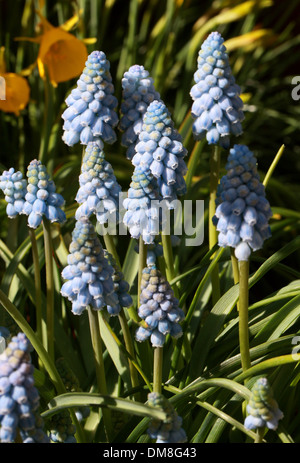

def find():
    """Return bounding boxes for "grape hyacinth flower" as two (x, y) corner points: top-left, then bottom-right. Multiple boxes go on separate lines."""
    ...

(147, 392), (187, 443)
(21, 159), (66, 229)
(244, 377), (284, 431)
(75, 141), (122, 225)
(190, 31), (244, 149)
(0, 332), (49, 443)
(48, 409), (77, 443)
(103, 250), (133, 310)
(60, 217), (120, 316)
(123, 166), (162, 244)
(62, 50), (118, 146)
(134, 238), (163, 265)
(213, 144), (272, 261)
(0, 168), (27, 218)
(131, 100), (188, 205)
(119, 64), (160, 160)
(135, 264), (185, 347)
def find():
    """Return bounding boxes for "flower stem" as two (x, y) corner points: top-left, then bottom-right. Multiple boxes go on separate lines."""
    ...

(153, 346), (163, 394)
(138, 236), (147, 305)
(161, 233), (179, 298)
(28, 228), (43, 344)
(238, 260), (251, 373)
(42, 217), (55, 362)
(88, 308), (112, 440)
(209, 145), (221, 305)
(231, 248), (240, 311)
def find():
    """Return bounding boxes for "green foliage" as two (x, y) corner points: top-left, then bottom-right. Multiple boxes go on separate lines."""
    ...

(0, 0), (300, 444)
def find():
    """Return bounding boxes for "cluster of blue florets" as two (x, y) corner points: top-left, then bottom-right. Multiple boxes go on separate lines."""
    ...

(119, 64), (160, 159)
(131, 100), (187, 205)
(62, 51), (119, 147)
(190, 31), (244, 149)
(21, 160), (66, 229)
(244, 377), (284, 431)
(75, 141), (122, 225)
(135, 264), (184, 347)
(0, 168), (27, 219)
(60, 217), (120, 316)
(103, 250), (133, 310)
(123, 166), (162, 244)
(213, 144), (272, 261)
(147, 392), (187, 443)
(0, 333), (49, 443)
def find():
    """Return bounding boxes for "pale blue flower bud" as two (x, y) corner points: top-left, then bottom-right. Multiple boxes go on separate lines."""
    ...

(62, 51), (118, 146)
(190, 31), (244, 149)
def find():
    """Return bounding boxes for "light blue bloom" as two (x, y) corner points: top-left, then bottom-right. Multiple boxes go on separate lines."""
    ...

(131, 100), (188, 206)
(0, 333), (49, 443)
(62, 51), (118, 147)
(190, 31), (244, 149)
(244, 377), (284, 431)
(60, 217), (120, 316)
(0, 168), (27, 218)
(213, 144), (272, 261)
(119, 65), (160, 159)
(147, 392), (187, 443)
(21, 159), (66, 229)
(123, 166), (162, 244)
(75, 141), (122, 225)
(135, 264), (184, 347)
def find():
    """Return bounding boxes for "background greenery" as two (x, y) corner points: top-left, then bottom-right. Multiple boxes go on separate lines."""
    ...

(0, 0), (300, 443)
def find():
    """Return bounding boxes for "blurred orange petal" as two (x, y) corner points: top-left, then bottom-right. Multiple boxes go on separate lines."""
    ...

(0, 73), (30, 115)
(37, 27), (88, 85)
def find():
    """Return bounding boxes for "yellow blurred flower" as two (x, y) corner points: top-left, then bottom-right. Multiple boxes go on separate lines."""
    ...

(16, 10), (93, 87)
(0, 47), (30, 115)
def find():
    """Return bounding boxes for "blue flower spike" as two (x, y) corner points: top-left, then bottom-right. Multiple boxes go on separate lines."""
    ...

(190, 31), (244, 149)
(62, 50), (119, 147)
(123, 166), (162, 245)
(213, 144), (272, 261)
(0, 332), (49, 443)
(135, 264), (185, 347)
(22, 159), (66, 229)
(147, 392), (187, 443)
(119, 64), (160, 159)
(131, 99), (188, 205)
(60, 217), (120, 316)
(75, 141), (122, 224)
(0, 168), (27, 219)
(244, 377), (284, 431)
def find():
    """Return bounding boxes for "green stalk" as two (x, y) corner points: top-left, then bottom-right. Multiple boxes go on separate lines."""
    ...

(263, 144), (285, 188)
(161, 233), (179, 298)
(153, 346), (163, 394)
(209, 145), (221, 305)
(42, 217), (55, 361)
(238, 260), (251, 373)
(138, 236), (147, 305)
(28, 228), (46, 357)
(88, 308), (112, 441)
(231, 248), (240, 311)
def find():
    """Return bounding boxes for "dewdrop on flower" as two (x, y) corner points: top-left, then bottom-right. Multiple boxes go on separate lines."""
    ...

(213, 144), (272, 261)
(244, 377), (283, 431)
(21, 159), (66, 229)
(190, 31), (244, 149)
(62, 50), (119, 147)
(60, 217), (120, 316)
(147, 392), (187, 443)
(131, 100), (188, 206)
(0, 168), (27, 218)
(119, 64), (160, 160)
(75, 141), (122, 224)
(123, 166), (162, 245)
(0, 332), (49, 443)
(135, 264), (185, 347)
